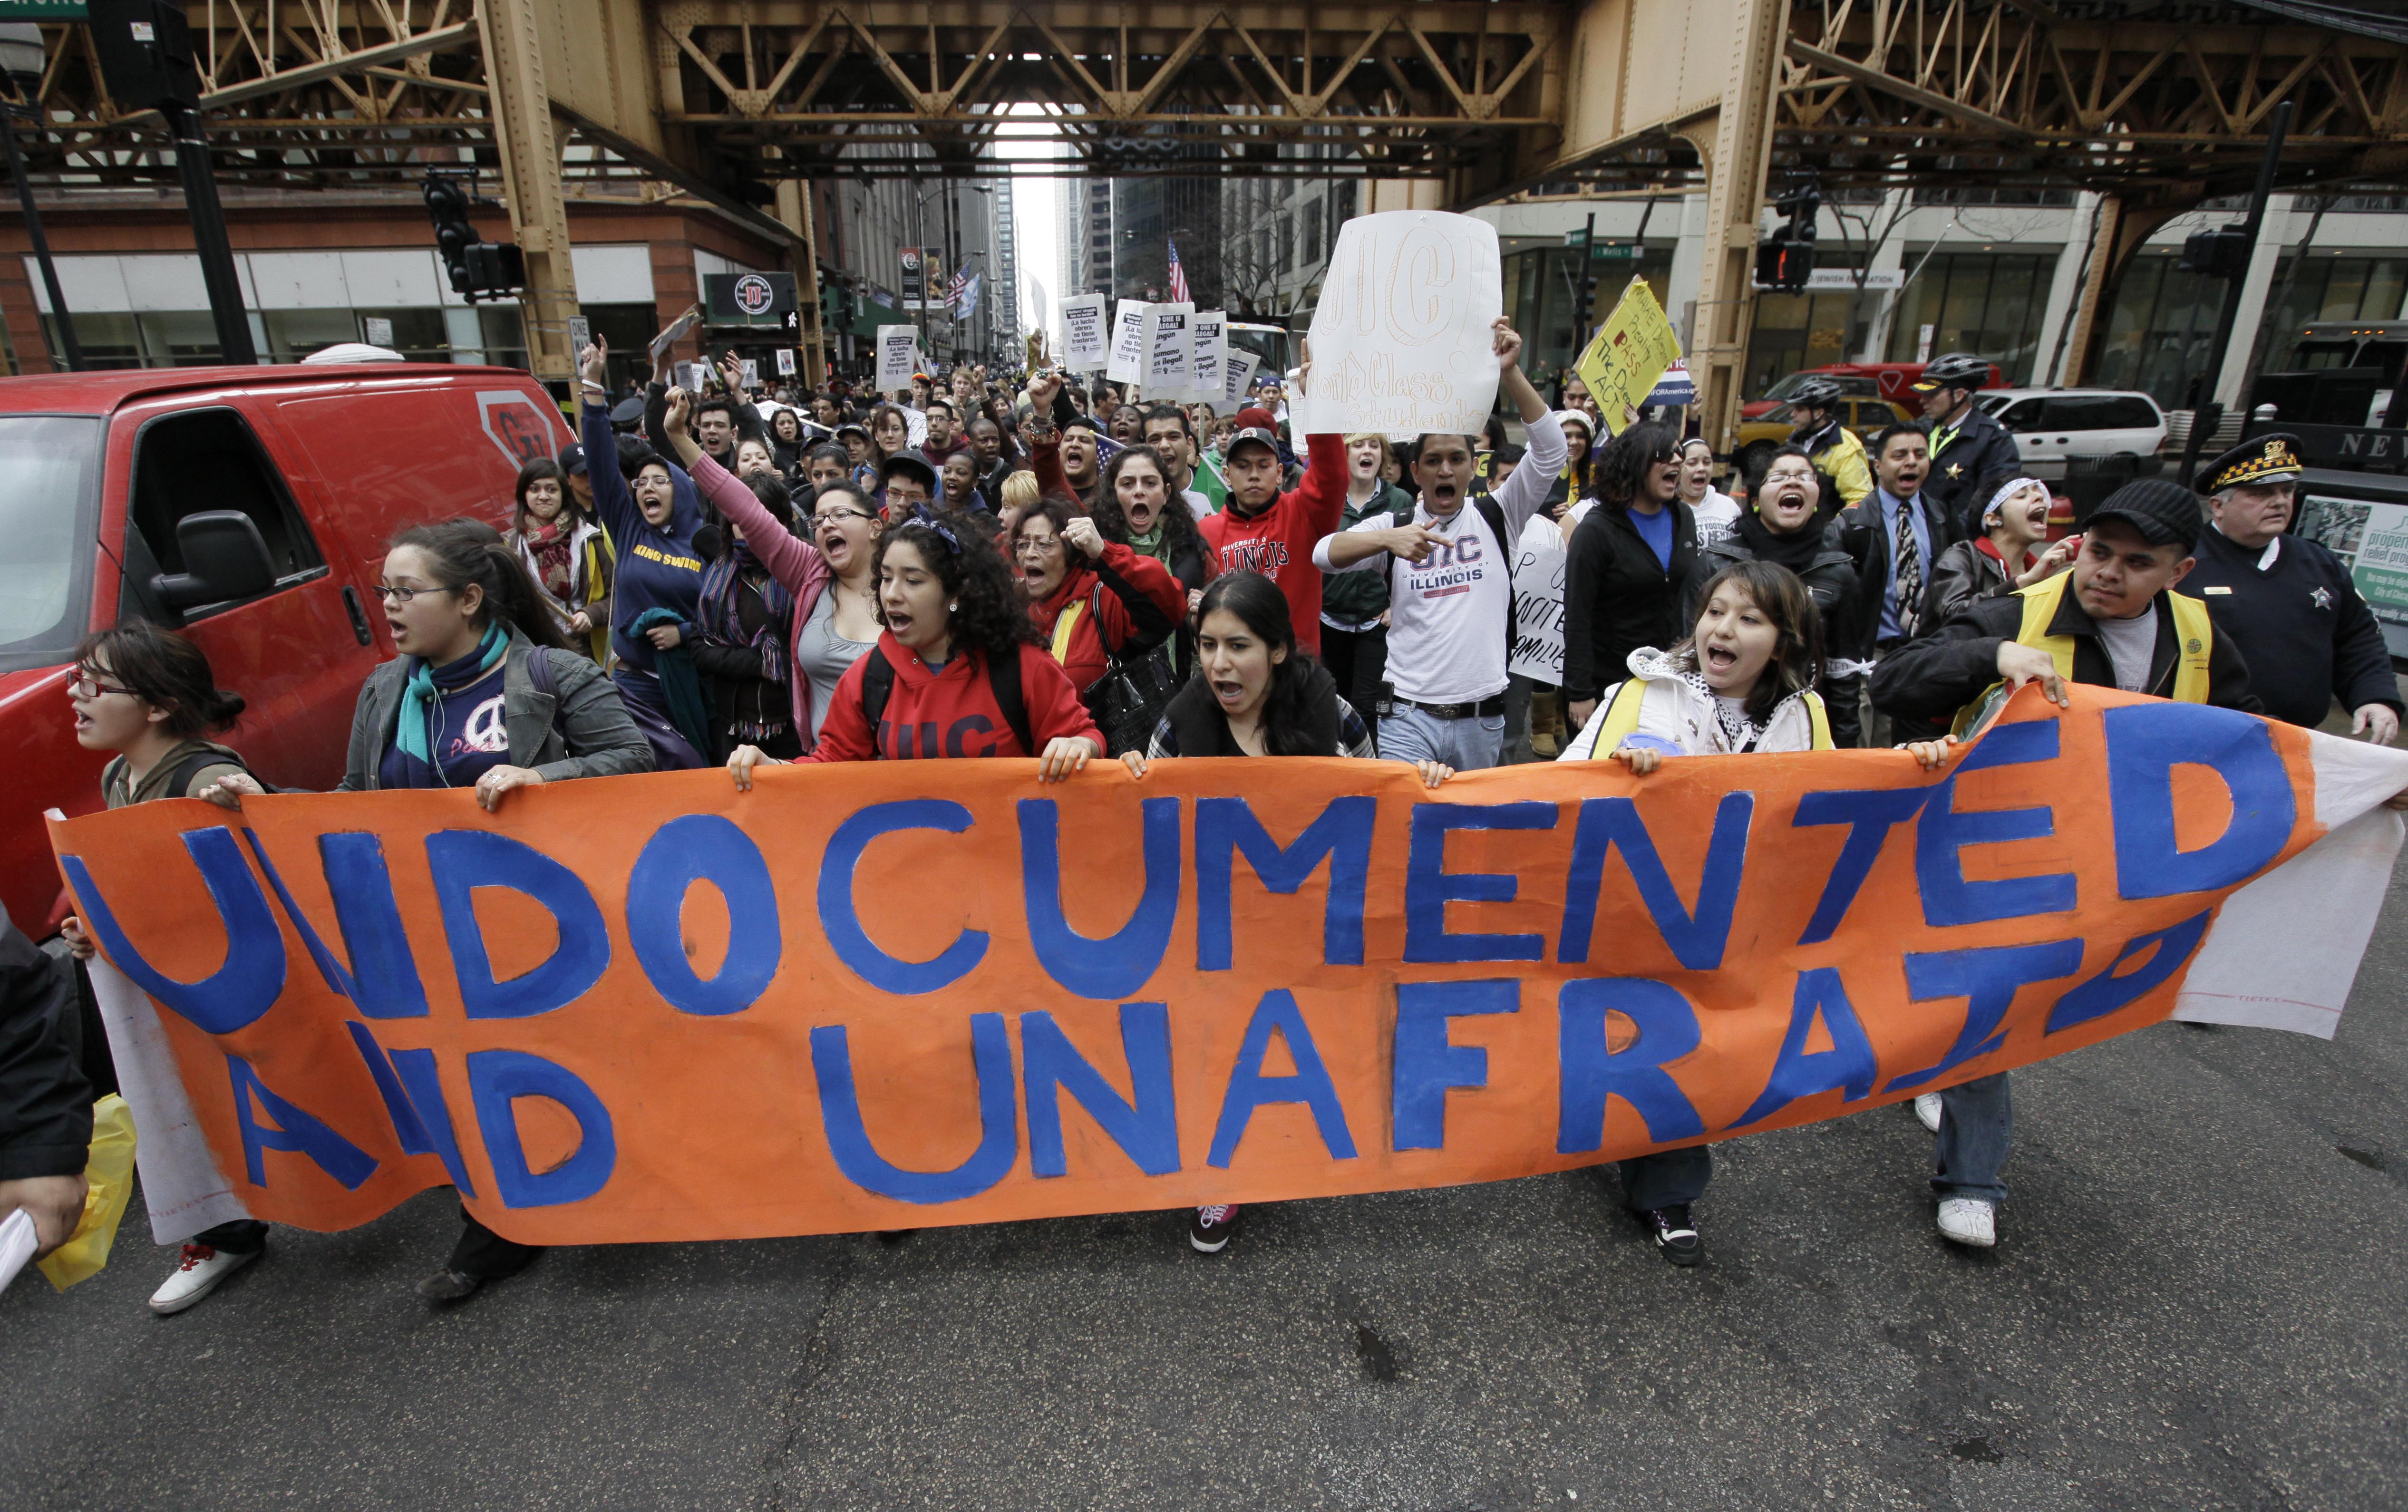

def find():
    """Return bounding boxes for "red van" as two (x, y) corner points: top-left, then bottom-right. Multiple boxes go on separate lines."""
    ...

(1742, 360), (2006, 418)
(2, 362), (568, 935)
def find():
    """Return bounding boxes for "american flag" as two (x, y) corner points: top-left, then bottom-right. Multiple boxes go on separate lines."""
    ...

(1166, 238), (1190, 303)
(946, 265), (970, 312)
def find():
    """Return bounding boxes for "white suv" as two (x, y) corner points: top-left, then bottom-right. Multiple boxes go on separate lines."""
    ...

(1974, 388), (2167, 479)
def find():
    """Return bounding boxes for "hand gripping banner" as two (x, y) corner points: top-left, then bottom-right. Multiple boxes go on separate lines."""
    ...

(49, 687), (2408, 1247)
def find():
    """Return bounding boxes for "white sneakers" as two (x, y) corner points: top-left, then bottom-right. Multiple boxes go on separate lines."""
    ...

(1936, 1197), (1996, 1248)
(148, 1243), (259, 1315)
(1913, 1093), (1943, 1133)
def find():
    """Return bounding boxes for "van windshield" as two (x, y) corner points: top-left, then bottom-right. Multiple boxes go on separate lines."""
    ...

(0, 415), (102, 674)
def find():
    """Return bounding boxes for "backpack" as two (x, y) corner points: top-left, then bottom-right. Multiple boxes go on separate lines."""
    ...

(1382, 495), (1518, 651)
(858, 643), (1036, 757)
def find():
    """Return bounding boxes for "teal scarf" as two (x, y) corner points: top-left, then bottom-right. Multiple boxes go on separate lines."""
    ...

(395, 622), (507, 775)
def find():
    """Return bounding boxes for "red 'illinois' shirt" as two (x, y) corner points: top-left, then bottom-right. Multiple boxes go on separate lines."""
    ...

(807, 631), (1105, 761)
(1198, 432), (1347, 653)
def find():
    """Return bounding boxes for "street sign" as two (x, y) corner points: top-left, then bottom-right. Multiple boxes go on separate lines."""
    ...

(566, 315), (590, 354)
(1800, 269), (1903, 291)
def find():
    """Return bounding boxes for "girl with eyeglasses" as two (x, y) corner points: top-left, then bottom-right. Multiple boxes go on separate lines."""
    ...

(201, 519), (651, 1305)
(58, 620), (268, 1316)
(657, 388), (880, 752)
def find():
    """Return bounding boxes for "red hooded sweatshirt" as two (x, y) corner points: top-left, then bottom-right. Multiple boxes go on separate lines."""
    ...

(807, 630), (1104, 761)
(1028, 541), (1187, 696)
(1198, 431), (1347, 652)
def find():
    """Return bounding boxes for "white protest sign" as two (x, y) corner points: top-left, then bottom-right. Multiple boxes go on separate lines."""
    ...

(776, 347), (797, 376)
(875, 325), (920, 392)
(1507, 514), (1571, 682)
(1147, 302), (1195, 396)
(1059, 293), (1108, 371)
(1106, 299), (1153, 384)
(676, 361), (708, 394)
(1191, 310), (1227, 406)
(1302, 210), (1503, 436)
(1222, 350), (1261, 407)
(739, 358), (759, 388)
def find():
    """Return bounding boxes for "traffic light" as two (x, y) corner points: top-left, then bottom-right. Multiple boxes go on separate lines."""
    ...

(1756, 179), (1820, 293)
(2178, 224), (2254, 281)
(423, 170), (525, 302)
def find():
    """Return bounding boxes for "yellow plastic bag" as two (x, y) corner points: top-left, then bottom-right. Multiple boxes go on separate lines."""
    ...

(38, 1094), (137, 1291)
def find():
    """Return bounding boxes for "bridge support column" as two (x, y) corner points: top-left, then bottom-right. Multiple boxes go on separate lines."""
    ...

(479, 0), (580, 385)
(1688, 0), (1787, 456)
(776, 176), (828, 385)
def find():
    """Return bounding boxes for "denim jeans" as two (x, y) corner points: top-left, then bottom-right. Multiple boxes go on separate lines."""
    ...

(1933, 1072), (2012, 1205)
(1376, 706), (1505, 770)
(1621, 1146), (1712, 1212)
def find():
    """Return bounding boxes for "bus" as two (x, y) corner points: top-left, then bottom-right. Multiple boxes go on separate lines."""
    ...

(2252, 320), (2408, 428)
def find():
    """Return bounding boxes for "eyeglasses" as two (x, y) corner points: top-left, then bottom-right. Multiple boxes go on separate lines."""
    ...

(68, 670), (135, 699)
(817, 508), (875, 525)
(373, 583), (458, 604)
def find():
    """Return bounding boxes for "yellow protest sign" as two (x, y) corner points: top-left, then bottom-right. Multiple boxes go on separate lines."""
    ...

(1574, 277), (1682, 435)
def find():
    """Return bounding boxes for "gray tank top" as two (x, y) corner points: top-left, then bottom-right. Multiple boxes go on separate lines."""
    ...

(797, 588), (877, 740)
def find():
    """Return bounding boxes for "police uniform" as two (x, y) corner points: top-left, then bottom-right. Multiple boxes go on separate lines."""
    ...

(2184, 433), (2401, 730)
(1913, 354), (2021, 535)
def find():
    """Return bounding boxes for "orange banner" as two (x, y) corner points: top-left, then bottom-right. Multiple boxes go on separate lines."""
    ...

(49, 687), (2330, 1245)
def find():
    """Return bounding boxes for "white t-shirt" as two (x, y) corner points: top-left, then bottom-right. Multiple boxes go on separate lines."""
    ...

(1314, 413), (1570, 706)
(2094, 605), (2158, 693)
(1689, 490), (1741, 545)
(1182, 487), (1214, 521)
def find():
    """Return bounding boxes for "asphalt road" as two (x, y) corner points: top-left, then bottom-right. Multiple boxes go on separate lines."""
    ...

(6, 881), (2406, 1510)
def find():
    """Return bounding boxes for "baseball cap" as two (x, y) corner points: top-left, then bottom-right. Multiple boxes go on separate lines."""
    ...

(2087, 478), (2203, 554)
(556, 442), (588, 475)
(880, 450), (939, 493)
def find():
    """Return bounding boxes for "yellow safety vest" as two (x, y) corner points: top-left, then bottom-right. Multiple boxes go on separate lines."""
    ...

(1593, 676), (1834, 755)
(1950, 571), (2214, 733)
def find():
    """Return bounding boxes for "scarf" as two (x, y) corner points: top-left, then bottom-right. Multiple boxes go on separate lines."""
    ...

(393, 622), (508, 787)
(524, 519), (575, 601)
(1733, 505), (1829, 578)
(1679, 664), (1767, 753)
(1126, 516), (1168, 562)
(699, 541), (795, 688)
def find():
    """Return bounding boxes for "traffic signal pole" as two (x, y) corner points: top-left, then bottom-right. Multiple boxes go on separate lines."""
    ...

(2176, 98), (2292, 487)
(162, 102), (255, 364)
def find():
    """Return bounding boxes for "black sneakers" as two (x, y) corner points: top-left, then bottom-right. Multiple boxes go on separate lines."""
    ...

(1641, 1205), (1701, 1266)
(1190, 1203), (1241, 1253)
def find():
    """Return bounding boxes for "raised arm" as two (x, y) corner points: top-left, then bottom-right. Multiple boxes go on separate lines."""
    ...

(661, 386), (824, 593)
(1485, 321), (1564, 538)
(580, 340), (645, 548)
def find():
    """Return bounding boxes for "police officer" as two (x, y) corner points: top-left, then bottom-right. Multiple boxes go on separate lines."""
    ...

(1912, 352), (2020, 534)
(2186, 432), (2401, 743)
(1868, 478), (2262, 1251)
(1785, 377), (1873, 506)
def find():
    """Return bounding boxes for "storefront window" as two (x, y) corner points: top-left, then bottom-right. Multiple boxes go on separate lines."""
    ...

(1502, 244), (1675, 396)
(2092, 255), (2223, 405)
(1884, 252), (2056, 382)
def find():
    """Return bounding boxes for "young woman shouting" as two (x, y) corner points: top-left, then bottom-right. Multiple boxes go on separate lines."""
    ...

(727, 514), (1104, 780)
(1011, 498), (1185, 702)
(204, 520), (652, 1303)
(1120, 571), (1452, 1254)
(1558, 558), (1835, 1268)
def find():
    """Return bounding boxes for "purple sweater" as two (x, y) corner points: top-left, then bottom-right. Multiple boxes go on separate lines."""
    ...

(687, 453), (834, 747)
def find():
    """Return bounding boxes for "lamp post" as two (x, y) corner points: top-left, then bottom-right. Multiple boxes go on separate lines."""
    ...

(0, 23), (79, 370)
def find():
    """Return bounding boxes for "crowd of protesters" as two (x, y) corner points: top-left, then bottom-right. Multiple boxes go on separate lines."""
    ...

(9, 305), (2405, 1316)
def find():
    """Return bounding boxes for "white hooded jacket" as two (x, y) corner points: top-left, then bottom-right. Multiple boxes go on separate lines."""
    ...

(1558, 647), (1830, 761)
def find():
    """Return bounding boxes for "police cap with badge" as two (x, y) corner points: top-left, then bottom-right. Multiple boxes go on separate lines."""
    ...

(2193, 432), (2304, 495)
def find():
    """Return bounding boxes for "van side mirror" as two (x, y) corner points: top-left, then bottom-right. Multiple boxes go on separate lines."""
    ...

(151, 511), (277, 610)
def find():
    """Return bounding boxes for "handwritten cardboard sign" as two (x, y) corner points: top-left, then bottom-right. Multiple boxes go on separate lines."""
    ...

(1301, 212), (1503, 437)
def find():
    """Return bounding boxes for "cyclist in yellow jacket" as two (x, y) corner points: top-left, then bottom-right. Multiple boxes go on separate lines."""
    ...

(1785, 377), (1874, 507)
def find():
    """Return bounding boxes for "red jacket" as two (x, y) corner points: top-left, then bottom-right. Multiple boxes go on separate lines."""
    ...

(1029, 542), (1187, 696)
(807, 631), (1106, 761)
(1198, 432), (1347, 652)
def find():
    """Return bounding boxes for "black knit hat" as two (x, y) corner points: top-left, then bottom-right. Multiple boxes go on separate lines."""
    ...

(2088, 478), (2203, 554)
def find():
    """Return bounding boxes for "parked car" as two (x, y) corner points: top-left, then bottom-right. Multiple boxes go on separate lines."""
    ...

(2, 362), (567, 935)
(1734, 397), (1917, 479)
(1743, 360), (2004, 419)
(1974, 388), (2166, 480)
